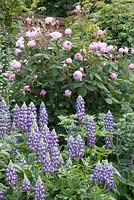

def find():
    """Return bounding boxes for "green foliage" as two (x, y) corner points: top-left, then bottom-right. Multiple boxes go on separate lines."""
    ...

(112, 113), (134, 199)
(5, 12), (134, 124)
(82, 0), (134, 47)
(36, 0), (80, 17)
(0, 0), (28, 34)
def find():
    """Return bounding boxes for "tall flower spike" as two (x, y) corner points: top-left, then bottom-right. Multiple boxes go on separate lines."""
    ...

(28, 112), (37, 132)
(76, 95), (86, 122)
(12, 104), (20, 130)
(50, 146), (62, 173)
(105, 163), (115, 191)
(38, 102), (48, 131)
(19, 102), (29, 133)
(93, 161), (115, 192)
(104, 111), (114, 149)
(93, 162), (104, 186)
(0, 99), (11, 138)
(36, 138), (47, 163)
(42, 126), (59, 153)
(22, 174), (32, 192)
(67, 135), (84, 158)
(28, 102), (37, 116)
(34, 176), (46, 200)
(42, 152), (55, 174)
(28, 121), (41, 152)
(6, 160), (18, 188)
(86, 119), (96, 148)
(0, 191), (4, 200)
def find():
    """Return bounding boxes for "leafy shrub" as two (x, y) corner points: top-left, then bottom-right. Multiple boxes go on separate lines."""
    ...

(2, 9), (134, 124)
(82, 0), (134, 47)
(36, 0), (80, 17)
(0, 0), (28, 34)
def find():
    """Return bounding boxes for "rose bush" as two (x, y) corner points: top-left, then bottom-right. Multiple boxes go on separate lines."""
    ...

(1, 5), (134, 124)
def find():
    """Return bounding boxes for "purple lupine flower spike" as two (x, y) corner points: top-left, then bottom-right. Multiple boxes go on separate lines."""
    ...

(105, 163), (115, 191)
(75, 135), (84, 158)
(28, 121), (40, 152)
(42, 127), (59, 153)
(34, 176), (46, 200)
(22, 174), (32, 192)
(50, 146), (62, 172)
(0, 191), (4, 200)
(28, 112), (37, 132)
(104, 111), (114, 149)
(28, 102), (37, 116)
(39, 102), (48, 131)
(19, 102), (29, 133)
(12, 104), (20, 130)
(6, 160), (18, 188)
(36, 138), (47, 163)
(86, 119), (96, 148)
(93, 160), (115, 192)
(67, 135), (75, 158)
(42, 152), (55, 174)
(76, 95), (86, 122)
(0, 99), (11, 138)
(93, 162), (104, 186)
(67, 135), (84, 158)
(41, 124), (50, 138)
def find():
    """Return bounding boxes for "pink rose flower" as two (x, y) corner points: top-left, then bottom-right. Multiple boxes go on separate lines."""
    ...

(27, 40), (36, 47)
(119, 47), (128, 54)
(109, 54), (113, 59)
(40, 89), (47, 96)
(119, 48), (124, 53)
(15, 48), (22, 56)
(129, 63), (134, 70)
(63, 41), (72, 50)
(23, 85), (30, 93)
(74, 53), (83, 61)
(26, 17), (32, 24)
(30, 31), (40, 39)
(66, 58), (72, 64)
(3, 72), (10, 78)
(110, 73), (118, 80)
(16, 37), (25, 49)
(63, 63), (67, 68)
(64, 89), (72, 97)
(73, 70), (83, 81)
(10, 60), (21, 71)
(130, 48), (134, 54)
(65, 28), (72, 35)
(34, 75), (38, 80)
(100, 47), (107, 54)
(124, 47), (129, 54)
(97, 29), (104, 36)
(49, 31), (62, 40)
(9, 74), (16, 81)
(107, 45), (115, 53)
(75, 5), (81, 11)
(45, 17), (56, 26)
